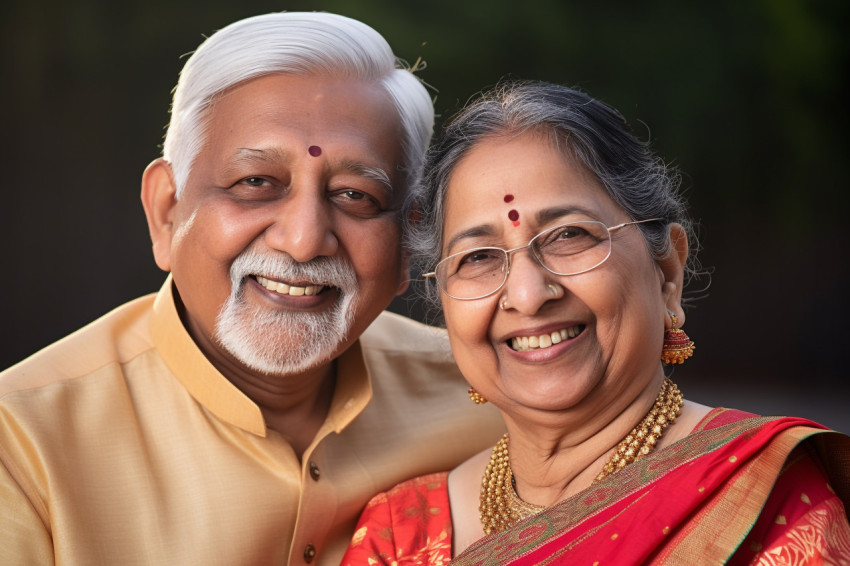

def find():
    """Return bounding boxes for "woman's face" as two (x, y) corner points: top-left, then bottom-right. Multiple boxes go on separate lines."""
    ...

(440, 133), (683, 416)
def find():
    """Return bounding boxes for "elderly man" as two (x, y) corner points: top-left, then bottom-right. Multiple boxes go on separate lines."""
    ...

(0, 12), (502, 565)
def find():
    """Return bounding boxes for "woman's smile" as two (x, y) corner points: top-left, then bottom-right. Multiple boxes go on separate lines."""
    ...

(507, 324), (585, 352)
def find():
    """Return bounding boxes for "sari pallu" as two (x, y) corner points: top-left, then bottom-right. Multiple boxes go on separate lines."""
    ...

(452, 410), (850, 565)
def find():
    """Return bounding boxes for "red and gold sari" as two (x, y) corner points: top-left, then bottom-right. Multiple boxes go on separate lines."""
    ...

(342, 409), (850, 565)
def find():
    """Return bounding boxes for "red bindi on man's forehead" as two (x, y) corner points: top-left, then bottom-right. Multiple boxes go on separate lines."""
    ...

(308, 145), (322, 157)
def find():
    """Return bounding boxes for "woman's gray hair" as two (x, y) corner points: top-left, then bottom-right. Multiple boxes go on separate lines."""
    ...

(163, 12), (434, 221)
(408, 80), (700, 317)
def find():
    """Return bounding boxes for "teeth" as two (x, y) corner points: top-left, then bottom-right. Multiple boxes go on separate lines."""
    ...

(256, 276), (324, 297)
(511, 326), (583, 352)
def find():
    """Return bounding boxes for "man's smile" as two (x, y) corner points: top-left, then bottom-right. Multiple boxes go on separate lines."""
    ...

(255, 275), (329, 297)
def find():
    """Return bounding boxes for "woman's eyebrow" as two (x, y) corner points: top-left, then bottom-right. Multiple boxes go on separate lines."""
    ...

(444, 225), (498, 254)
(534, 205), (596, 225)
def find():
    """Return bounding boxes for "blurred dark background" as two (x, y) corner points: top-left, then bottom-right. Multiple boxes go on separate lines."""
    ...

(2, 1), (847, 431)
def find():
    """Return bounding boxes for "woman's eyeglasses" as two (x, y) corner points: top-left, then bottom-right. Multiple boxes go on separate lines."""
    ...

(423, 219), (661, 300)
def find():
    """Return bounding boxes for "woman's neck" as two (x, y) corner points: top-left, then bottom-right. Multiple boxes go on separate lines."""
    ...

(505, 375), (676, 507)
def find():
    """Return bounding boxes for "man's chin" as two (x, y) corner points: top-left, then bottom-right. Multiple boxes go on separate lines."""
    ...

(228, 343), (341, 377)
(214, 313), (352, 377)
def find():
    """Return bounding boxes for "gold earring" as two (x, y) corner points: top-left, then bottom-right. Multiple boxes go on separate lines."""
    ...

(661, 311), (695, 364)
(468, 387), (488, 404)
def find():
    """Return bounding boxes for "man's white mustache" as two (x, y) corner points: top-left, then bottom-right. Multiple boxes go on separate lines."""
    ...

(229, 248), (357, 295)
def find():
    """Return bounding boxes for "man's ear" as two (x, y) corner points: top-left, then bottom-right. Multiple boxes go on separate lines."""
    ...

(395, 251), (411, 296)
(141, 158), (178, 273)
(658, 223), (689, 326)
(395, 207), (421, 297)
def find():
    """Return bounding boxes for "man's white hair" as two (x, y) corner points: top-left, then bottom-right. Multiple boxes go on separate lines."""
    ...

(162, 11), (434, 200)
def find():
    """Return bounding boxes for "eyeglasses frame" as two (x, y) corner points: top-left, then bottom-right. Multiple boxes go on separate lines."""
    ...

(422, 218), (662, 300)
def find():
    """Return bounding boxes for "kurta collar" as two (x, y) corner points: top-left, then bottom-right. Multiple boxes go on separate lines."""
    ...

(150, 276), (372, 438)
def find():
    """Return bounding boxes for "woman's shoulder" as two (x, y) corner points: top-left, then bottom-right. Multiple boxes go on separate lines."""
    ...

(448, 447), (491, 508)
(448, 447), (492, 555)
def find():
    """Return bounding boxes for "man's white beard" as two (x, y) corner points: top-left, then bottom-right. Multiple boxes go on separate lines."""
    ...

(215, 248), (358, 376)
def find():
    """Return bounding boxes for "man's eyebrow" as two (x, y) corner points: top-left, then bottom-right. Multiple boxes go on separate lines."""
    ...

(339, 160), (394, 197)
(231, 147), (289, 164)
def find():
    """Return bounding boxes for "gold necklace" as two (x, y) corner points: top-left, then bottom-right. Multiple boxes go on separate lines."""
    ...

(479, 379), (683, 535)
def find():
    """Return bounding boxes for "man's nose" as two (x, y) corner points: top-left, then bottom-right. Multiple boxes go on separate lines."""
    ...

(263, 188), (339, 262)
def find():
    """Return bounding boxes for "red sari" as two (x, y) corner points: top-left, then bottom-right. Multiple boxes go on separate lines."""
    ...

(342, 409), (850, 565)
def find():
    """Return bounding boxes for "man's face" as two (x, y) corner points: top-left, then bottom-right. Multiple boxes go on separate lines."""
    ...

(151, 73), (409, 377)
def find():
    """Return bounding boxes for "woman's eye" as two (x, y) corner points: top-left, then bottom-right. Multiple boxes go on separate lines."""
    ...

(462, 250), (497, 264)
(557, 226), (587, 239)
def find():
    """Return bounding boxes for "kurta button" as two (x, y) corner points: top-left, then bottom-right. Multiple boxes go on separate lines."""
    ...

(303, 544), (316, 563)
(309, 461), (320, 481)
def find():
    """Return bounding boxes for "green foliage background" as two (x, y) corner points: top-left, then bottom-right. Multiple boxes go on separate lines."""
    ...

(1, 0), (847, 428)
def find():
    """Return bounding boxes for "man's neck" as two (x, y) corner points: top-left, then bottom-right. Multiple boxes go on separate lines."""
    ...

(227, 359), (338, 460)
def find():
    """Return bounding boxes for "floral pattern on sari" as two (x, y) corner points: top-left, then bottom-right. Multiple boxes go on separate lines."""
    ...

(750, 498), (850, 565)
(342, 472), (452, 566)
(732, 446), (850, 566)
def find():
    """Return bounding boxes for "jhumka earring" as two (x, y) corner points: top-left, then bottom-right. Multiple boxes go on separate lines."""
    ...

(661, 310), (695, 365)
(468, 387), (488, 404)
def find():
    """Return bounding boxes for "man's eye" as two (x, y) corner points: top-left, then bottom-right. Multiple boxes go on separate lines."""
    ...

(242, 177), (267, 187)
(330, 189), (383, 217)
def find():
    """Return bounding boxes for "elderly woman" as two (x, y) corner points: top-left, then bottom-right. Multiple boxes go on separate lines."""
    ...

(342, 81), (850, 565)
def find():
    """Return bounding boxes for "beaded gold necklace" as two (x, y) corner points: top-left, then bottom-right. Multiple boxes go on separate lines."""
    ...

(479, 379), (683, 535)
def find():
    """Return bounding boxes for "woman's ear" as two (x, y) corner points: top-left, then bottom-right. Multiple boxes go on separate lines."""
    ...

(658, 223), (689, 326)
(141, 158), (178, 273)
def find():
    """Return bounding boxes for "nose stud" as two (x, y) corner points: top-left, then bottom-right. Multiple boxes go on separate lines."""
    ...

(499, 296), (509, 310)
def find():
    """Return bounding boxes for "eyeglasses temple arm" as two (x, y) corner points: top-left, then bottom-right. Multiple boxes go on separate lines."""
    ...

(609, 218), (664, 232)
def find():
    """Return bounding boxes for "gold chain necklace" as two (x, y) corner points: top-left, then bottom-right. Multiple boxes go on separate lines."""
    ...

(479, 379), (683, 535)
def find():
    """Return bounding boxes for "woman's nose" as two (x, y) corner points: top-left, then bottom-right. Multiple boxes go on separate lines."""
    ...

(501, 252), (559, 314)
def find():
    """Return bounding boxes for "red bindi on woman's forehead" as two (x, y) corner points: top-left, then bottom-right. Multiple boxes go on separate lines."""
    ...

(308, 145), (322, 157)
(503, 195), (520, 226)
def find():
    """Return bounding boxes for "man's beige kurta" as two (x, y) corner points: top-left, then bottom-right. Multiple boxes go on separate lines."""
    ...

(0, 277), (503, 565)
